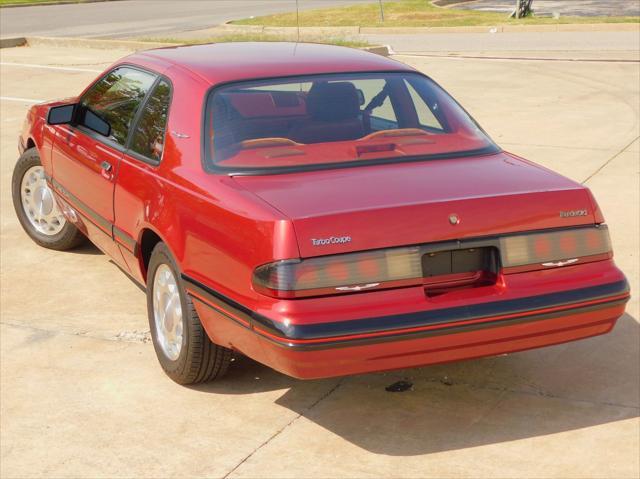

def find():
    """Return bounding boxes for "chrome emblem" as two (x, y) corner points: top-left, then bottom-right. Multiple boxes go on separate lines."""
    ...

(311, 236), (352, 246)
(449, 214), (460, 225)
(171, 130), (190, 139)
(560, 209), (588, 218)
(336, 283), (380, 292)
(542, 258), (579, 267)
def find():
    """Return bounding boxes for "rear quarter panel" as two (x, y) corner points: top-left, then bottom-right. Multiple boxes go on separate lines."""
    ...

(113, 64), (299, 304)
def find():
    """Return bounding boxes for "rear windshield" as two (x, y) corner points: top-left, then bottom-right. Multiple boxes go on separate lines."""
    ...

(204, 72), (497, 173)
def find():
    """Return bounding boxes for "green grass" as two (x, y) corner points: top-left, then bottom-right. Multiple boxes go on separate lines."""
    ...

(0, 0), (90, 5)
(141, 33), (371, 48)
(232, 0), (639, 28)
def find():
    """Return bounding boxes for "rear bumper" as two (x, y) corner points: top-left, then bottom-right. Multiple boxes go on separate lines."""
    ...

(185, 274), (630, 379)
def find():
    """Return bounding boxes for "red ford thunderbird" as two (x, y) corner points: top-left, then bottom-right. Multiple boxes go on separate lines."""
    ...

(12, 42), (629, 384)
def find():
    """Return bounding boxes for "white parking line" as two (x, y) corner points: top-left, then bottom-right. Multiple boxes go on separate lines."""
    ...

(0, 96), (44, 104)
(0, 62), (102, 73)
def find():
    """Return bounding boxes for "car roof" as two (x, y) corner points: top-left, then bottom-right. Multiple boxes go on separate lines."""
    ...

(134, 42), (413, 85)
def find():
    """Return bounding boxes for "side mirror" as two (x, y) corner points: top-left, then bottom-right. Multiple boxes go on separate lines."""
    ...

(47, 104), (76, 125)
(84, 109), (111, 137)
(356, 89), (365, 106)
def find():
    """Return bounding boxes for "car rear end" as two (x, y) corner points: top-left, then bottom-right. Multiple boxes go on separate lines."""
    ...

(233, 178), (628, 379)
(195, 68), (629, 379)
(248, 232), (627, 379)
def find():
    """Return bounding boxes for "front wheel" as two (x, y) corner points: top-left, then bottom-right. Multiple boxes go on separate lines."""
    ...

(11, 148), (85, 250)
(147, 242), (232, 384)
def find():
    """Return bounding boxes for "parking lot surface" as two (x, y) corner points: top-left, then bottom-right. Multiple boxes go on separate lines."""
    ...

(1, 43), (638, 478)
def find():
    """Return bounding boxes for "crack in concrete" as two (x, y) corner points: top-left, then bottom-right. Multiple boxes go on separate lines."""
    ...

(582, 135), (640, 184)
(422, 375), (640, 410)
(222, 379), (344, 479)
(1, 321), (150, 344)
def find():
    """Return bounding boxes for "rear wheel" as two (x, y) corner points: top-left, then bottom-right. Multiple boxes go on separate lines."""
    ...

(11, 148), (85, 250)
(147, 242), (232, 384)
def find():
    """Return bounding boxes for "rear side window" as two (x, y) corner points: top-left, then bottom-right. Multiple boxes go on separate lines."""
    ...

(405, 80), (444, 131)
(130, 79), (172, 162)
(205, 72), (497, 173)
(79, 67), (156, 146)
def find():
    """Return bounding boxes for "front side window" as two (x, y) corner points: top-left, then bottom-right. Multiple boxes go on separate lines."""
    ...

(130, 79), (171, 162)
(79, 67), (156, 146)
(205, 72), (497, 172)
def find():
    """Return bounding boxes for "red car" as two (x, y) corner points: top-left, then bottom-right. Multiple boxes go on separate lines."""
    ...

(12, 42), (629, 384)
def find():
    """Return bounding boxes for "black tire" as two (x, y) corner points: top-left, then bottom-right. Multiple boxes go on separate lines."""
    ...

(11, 148), (85, 251)
(147, 242), (232, 384)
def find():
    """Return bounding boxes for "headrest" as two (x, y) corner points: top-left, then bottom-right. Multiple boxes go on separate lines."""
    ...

(306, 82), (360, 121)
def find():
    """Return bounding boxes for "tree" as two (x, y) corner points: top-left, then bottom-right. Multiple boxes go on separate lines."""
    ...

(510, 0), (534, 18)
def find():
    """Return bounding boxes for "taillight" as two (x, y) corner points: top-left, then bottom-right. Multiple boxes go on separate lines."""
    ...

(253, 226), (613, 298)
(253, 246), (423, 298)
(500, 225), (611, 273)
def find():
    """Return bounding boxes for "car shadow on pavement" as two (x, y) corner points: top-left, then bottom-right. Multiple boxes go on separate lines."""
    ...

(194, 312), (639, 456)
(68, 242), (103, 255)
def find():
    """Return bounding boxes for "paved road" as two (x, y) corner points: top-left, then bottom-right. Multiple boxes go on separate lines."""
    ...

(0, 0), (376, 39)
(1, 43), (638, 478)
(365, 30), (640, 55)
(453, 0), (640, 17)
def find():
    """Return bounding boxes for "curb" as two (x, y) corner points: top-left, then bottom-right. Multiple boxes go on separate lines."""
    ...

(432, 0), (477, 6)
(223, 21), (639, 35)
(217, 23), (362, 37)
(395, 52), (640, 63)
(23, 36), (173, 50)
(0, 0), (122, 8)
(0, 37), (27, 48)
(0, 36), (392, 56)
(361, 45), (391, 56)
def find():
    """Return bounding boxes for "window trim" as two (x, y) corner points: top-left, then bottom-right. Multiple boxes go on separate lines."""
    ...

(125, 75), (174, 167)
(72, 63), (160, 154)
(201, 70), (500, 176)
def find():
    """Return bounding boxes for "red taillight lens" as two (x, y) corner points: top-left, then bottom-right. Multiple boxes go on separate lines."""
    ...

(254, 226), (612, 298)
(253, 246), (423, 298)
(500, 225), (611, 272)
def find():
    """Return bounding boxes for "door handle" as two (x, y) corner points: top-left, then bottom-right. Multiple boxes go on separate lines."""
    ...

(100, 161), (112, 172)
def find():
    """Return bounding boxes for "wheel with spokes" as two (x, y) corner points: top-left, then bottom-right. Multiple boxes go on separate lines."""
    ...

(147, 242), (232, 384)
(153, 263), (184, 361)
(11, 148), (85, 250)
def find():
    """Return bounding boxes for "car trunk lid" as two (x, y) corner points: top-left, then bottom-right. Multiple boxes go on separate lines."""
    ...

(232, 152), (596, 258)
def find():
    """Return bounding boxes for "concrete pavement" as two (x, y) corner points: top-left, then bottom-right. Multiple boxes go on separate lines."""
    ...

(0, 0), (376, 39)
(1, 42), (639, 477)
(365, 30), (640, 55)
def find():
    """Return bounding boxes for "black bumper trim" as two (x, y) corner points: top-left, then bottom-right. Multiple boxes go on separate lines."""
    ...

(262, 300), (625, 351)
(182, 274), (629, 344)
(113, 226), (137, 254)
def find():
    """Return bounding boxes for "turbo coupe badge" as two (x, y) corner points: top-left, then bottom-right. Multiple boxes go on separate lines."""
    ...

(311, 236), (352, 246)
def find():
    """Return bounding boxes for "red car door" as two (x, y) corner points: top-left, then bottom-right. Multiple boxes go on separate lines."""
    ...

(51, 66), (157, 259)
